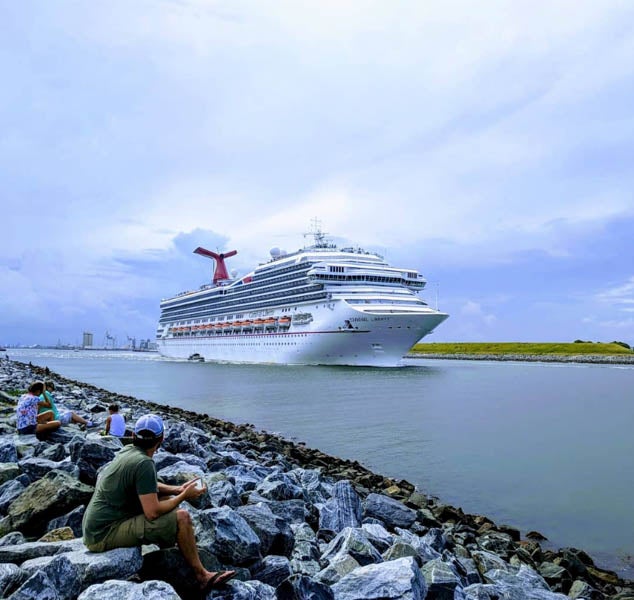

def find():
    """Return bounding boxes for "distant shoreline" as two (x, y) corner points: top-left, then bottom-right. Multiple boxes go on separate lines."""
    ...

(406, 353), (634, 365)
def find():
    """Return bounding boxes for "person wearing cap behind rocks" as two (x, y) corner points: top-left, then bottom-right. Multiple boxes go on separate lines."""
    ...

(82, 413), (236, 594)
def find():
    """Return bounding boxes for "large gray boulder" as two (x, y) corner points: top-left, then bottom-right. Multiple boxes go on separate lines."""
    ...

(277, 573), (334, 600)
(20, 553), (82, 600)
(69, 436), (121, 485)
(0, 479), (27, 514)
(361, 523), (394, 553)
(568, 579), (602, 600)
(477, 531), (515, 559)
(18, 457), (79, 481)
(195, 506), (261, 564)
(250, 555), (293, 588)
(332, 556), (427, 600)
(161, 422), (211, 458)
(208, 579), (277, 599)
(7, 569), (59, 600)
(224, 465), (263, 495)
(288, 468), (329, 503)
(140, 546), (222, 599)
(20, 546), (143, 587)
(0, 563), (25, 598)
(393, 528), (441, 563)
(256, 472), (305, 501)
(46, 504), (85, 538)
(468, 564), (570, 600)
(78, 579), (181, 599)
(322, 527), (383, 567)
(0, 463), (20, 486)
(0, 539), (84, 563)
(0, 470), (93, 536)
(157, 461), (206, 486)
(471, 550), (516, 577)
(0, 532), (26, 547)
(152, 452), (183, 472)
(263, 499), (309, 525)
(319, 480), (362, 533)
(363, 494), (417, 530)
(315, 553), (360, 586)
(421, 558), (461, 600)
(422, 528), (447, 553)
(46, 428), (80, 445)
(289, 525), (322, 577)
(0, 440), (18, 463)
(382, 542), (419, 563)
(237, 502), (295, 557)
(205, 478), (242, 509)
(33, 442), (67, 462)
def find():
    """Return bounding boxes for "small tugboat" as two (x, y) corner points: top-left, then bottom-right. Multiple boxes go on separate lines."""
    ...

(187, 353), (204, 362)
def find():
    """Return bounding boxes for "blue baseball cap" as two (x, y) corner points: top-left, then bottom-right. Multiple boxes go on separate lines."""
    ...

(134, 414), (165, 439)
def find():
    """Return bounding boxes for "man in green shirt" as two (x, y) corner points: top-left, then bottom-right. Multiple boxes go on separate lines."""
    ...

(83, 414), (235, 592)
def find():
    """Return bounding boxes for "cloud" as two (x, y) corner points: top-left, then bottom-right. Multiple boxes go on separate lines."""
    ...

(460, 301), (497, 326)
(595, 277), (634, 315)
(2, 1), (634, 345)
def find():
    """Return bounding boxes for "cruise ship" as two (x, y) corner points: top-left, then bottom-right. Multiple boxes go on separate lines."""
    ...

(156, 230), (448, 367)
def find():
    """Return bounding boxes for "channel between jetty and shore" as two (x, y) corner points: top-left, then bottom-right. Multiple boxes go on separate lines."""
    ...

(0, 359), (632, 600)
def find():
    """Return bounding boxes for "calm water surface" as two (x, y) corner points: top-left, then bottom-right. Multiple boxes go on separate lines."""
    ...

(8, 349), (634, 577)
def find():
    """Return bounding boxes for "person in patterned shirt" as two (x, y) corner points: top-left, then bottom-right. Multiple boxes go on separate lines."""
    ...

(16, 381), (61, 436)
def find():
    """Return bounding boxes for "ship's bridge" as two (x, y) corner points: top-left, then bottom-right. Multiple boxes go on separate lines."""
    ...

(307, 261), (425, 289)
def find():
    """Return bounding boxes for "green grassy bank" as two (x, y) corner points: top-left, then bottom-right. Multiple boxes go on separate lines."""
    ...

(410, 342), (633, 355)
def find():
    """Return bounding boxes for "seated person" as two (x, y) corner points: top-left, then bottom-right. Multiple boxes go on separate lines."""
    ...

(16, 381), (61, 436)
(104, 404), (132, 437)
(40, 381), (96, 428)
(82, 414), (235, 593)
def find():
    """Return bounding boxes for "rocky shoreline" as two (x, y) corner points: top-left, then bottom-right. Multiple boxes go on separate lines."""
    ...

(0, 359), (632, 600)
(406, 353), (634, 365)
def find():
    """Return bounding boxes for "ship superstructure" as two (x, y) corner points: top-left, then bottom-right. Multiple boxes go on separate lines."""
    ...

(156, 229), (448, 366)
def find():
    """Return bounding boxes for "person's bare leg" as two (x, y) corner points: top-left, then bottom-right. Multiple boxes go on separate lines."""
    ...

(175, 509), (230, 587)
(36, 420), (61, 433)
(71, 412), (89, 425)
(37, 411), (54, 424)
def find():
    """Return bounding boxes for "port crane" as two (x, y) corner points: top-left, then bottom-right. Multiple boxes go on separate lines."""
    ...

(103, 331), (116, 350)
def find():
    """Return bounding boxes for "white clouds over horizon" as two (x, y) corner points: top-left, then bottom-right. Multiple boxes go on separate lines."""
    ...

(1, 1), (634, 345)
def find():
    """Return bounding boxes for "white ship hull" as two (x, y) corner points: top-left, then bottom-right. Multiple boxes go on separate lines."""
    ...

(158, 301), (447, 367)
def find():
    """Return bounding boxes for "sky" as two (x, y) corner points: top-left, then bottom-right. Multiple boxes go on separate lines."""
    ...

(2, 0), (634, 347)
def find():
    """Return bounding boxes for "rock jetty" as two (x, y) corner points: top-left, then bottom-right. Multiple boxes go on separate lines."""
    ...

(406, 353), (634, 365)
(0, 358), (632, 600)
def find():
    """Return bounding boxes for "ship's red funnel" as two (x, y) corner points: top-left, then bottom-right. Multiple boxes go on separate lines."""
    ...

(194, 247), (237, 285)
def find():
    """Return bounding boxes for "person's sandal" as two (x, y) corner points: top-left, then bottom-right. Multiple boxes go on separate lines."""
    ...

(200, 570), (236, 595)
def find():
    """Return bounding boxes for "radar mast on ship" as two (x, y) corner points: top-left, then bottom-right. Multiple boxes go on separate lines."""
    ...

(304, 218), (334, 249)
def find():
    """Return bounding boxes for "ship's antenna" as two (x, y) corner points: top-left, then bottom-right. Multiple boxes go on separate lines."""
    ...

(194, 247), (238, 285)
(303, 217), (328, 248)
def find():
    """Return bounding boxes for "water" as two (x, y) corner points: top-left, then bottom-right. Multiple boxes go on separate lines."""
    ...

(7, 348), (634, 577)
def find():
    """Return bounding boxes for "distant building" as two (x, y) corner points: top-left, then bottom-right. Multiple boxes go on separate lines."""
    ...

(82, 332), (93, 348)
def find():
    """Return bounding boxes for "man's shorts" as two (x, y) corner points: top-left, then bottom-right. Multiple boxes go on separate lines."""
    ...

(85, 510), (178, 552)
(59, 411), (73, 426)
